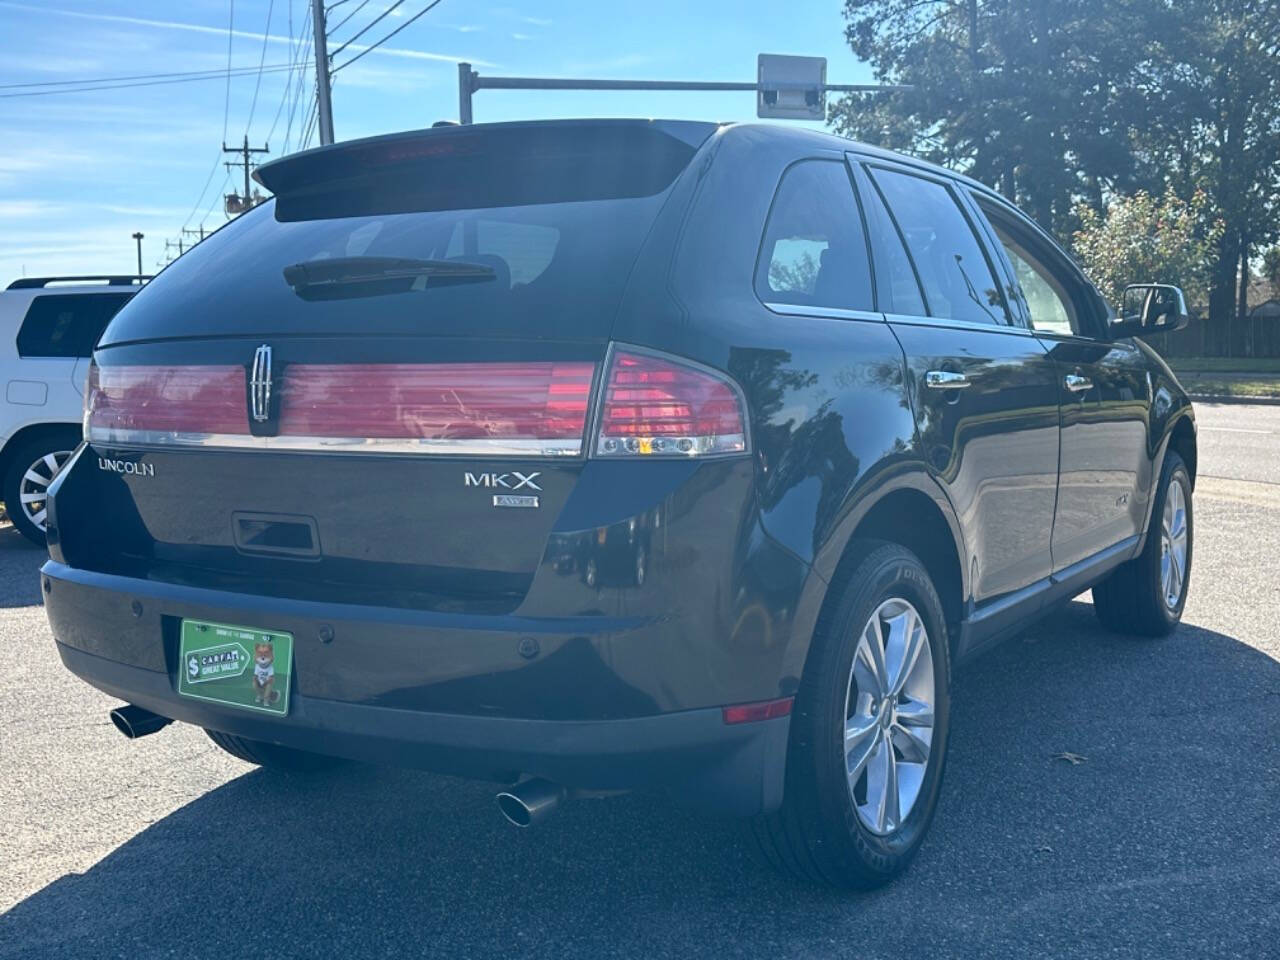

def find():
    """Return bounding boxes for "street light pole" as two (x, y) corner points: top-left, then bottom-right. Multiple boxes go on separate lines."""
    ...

(131, 232), (144, 278)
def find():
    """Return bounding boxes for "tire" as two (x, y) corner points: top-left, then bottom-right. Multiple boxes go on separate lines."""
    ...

(205, 729), (343, 772)
(749, 541), (951, 889)
(1093, 451), (1192, 637)
(2, 432), (79, 547)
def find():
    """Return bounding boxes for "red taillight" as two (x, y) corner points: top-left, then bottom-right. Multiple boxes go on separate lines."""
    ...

(85, 363), (250, 443)
(722, 697), (794, 724)
(83, 349), (746, 459)
(594, 349), (747, 457)
(279, 362), (593, 441)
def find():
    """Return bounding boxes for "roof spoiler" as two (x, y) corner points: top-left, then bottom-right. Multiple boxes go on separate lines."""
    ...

(253, 119), (719, 197)
(7, 275), (150, 290)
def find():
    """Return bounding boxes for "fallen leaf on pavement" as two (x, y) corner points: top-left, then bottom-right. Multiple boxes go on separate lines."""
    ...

(1052, 752), (1088, 765)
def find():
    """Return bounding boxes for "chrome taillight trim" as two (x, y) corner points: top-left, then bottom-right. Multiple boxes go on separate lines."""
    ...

(85, 427), (583, 457)
(587, 341), (752, 460)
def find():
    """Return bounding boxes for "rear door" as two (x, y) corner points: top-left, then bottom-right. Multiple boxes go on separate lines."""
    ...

(853, 159), (1061, 605)
(973, 197), (1151, 570)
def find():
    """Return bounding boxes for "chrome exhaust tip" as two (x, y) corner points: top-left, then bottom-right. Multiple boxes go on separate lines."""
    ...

(109, 704), (172, 739)
(496, 778), (565, 827)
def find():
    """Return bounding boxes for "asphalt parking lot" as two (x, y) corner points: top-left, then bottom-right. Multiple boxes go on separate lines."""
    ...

(1, 402), (1277, 960)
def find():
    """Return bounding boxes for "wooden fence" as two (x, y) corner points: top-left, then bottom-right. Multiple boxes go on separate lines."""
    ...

(1149, 312), (1280, 359)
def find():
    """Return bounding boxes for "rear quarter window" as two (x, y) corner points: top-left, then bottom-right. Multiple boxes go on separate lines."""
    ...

(755, 160), (873, 312)
(17, 293), (132, 358)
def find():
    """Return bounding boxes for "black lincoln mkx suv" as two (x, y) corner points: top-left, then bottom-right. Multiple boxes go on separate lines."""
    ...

(43, 119), (1195, 888)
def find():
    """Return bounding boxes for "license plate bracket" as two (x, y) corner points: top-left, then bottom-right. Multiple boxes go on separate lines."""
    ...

(178, 619), (293, 717)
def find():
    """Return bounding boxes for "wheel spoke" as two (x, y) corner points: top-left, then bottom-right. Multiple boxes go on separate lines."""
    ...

(30, 508), (47, 527)
(885, 607), (925, 697)
(1168, 547), (1183, 602)
(19, 492), (47, 504)
(845, 719), (880, 785)
(891, 722), (930, 764)
(23, 469), (48, 487)
(895, 698), (933, 727)
(874, 739), (899, 833)
(42, 454), (60, 475)
(856, 617), (889, 698)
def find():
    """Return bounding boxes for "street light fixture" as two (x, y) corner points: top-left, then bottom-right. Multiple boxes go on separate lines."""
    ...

(131, 232), (144, 279)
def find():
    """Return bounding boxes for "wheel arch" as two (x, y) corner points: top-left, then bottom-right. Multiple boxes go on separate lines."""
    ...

(0, 421), (82, 483)
(783, 472), (969, 685)
(1167, 412), (1197, 488)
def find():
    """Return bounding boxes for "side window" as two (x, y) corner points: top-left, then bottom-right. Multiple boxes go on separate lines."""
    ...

(868, 168), (1010, 326)
(16, 293), (133, 358)
(989, 222), (1079, 337)
(755, 160), (873, 312)
(859, 173), (927, 316)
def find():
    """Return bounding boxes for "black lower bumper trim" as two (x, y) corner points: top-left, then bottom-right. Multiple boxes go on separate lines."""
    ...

(56, 641), (789, 816)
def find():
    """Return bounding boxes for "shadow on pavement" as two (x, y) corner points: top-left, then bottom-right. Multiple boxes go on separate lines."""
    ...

(3, 600), (1278, 959)
(0, 524), (46, 608)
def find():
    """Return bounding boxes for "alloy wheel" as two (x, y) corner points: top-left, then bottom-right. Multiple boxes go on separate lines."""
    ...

(17, 450), (72, 534)
(1160, 477), (1188, 610)
(843, 598), (935, 836)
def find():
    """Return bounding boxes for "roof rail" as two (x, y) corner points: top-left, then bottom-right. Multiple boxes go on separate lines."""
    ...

(6, 275), (151, 290)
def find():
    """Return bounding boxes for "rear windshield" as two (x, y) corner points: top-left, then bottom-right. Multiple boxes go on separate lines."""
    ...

(101, 126), (701, 345)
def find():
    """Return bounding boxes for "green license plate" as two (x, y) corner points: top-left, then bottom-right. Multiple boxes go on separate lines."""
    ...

(178, 619), (293, 717)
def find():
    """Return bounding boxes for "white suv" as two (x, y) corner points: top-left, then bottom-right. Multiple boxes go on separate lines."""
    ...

(0, 276), (143, 544)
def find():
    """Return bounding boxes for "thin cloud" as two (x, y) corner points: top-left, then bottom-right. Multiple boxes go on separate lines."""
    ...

(0, 1), (493, 67)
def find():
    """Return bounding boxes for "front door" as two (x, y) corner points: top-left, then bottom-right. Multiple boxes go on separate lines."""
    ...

(855, 160), (1061, 605)
(975, 200), (1150, 571)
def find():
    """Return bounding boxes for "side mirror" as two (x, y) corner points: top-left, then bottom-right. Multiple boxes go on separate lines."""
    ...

(1109, 284), (1190, 339)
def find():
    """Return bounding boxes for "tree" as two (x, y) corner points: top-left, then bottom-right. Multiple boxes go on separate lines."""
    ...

(832, 0), (1153, 234)
(833, 0), (1280, 327)
(1136, 0), (1280, 323)
(1263, 247), (1280, 293)
(1070, 188), (1222, 308)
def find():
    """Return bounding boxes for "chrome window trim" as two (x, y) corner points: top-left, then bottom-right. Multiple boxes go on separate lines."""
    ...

(882, 312), (1037, 337)
(86, 427), (583, 458)
(762, 302), (885, 323)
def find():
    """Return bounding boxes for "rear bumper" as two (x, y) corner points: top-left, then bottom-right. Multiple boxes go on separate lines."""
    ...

(43, 561), (790, 815)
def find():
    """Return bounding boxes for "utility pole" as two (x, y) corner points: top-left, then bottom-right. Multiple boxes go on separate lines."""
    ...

(223, 135), (270, 212)
(311, 0), (335, 145)
(182, 226), (206, 245)
(131, 232), (144, 278)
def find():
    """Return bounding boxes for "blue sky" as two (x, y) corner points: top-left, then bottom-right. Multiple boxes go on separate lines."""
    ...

(0, 0), (873, 282)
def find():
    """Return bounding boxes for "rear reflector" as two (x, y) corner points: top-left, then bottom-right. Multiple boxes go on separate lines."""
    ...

(595, 349), (747, 457)
(85, 364), (249, 443)
(722, 697), (794, 724)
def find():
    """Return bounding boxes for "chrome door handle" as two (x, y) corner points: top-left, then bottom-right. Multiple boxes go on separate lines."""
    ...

(925, 370), (970, 390)
(1064, 373), (1093, 393)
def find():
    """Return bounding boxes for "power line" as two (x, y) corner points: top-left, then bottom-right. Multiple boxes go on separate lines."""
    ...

(332, 0), (445, 73)
(282, 24), (314, 153)
(0, 65), (297, 99)
(266, 3), (312, 146)
(328, 0), (371, 35)
(222, 0), (235, 142)
(244, 0), (277, 136)
(0, 63), (295, 91)
(328, 0), (405, 58)
(181, 156), (224, 232)
(199, 170), (234, 231)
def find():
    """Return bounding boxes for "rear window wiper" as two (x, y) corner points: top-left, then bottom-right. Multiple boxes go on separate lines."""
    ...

(283, 256), (495, 300)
